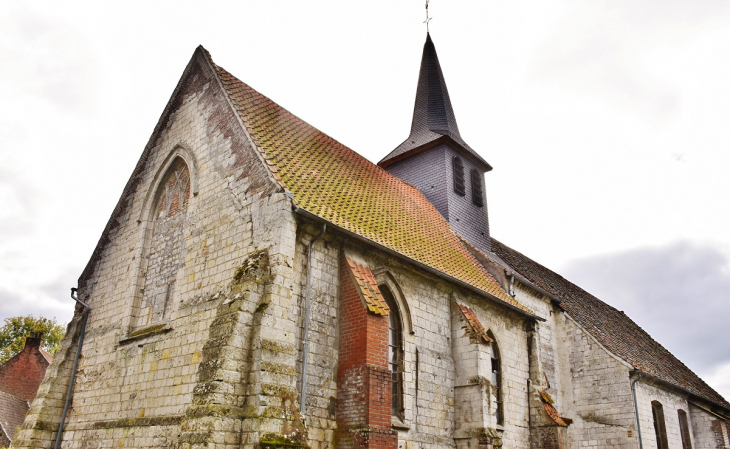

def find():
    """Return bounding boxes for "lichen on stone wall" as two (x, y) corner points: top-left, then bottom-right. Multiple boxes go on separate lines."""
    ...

(468, 375), (493, 396)
(232, 250), (270, 286)
(259, 432), (308, 448)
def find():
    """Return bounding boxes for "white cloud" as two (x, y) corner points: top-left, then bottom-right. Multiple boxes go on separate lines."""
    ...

(562, 240), (730, 398)
(703, 362), (730, 404)
(0, 4), (99, 115)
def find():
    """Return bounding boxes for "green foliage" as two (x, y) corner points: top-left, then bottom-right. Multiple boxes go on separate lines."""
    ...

(0, 315), (65, 364)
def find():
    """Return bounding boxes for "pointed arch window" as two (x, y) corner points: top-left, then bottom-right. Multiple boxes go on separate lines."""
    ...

(652, 401), (669, 449)
(155, 159), (191, 219)
(471, 168), (483, 207)
(140, 158), (190, 326)
(452, 156), (465, 196)
(381, 285), (404, 418)
(488, 330), (504, 425)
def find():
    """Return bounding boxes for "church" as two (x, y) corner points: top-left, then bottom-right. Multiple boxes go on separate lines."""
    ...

(14, 34), (730, 449)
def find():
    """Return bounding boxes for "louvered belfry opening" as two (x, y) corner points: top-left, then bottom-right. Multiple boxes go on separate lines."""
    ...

(453, 156), (465, 196)
(471, 168), (483, 207)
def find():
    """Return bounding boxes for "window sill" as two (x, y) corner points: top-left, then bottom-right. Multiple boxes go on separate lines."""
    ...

(391, 416), (410, 430)
(119, 323), (172, 345)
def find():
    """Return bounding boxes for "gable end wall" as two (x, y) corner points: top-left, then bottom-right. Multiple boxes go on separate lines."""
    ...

(14, 50), (303, 449)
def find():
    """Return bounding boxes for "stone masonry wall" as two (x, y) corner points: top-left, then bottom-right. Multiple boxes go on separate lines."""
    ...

(558, 314), (637, 449)
(292, 232), (535, 449)
(510, 279), (730, 449)
(359, 248), (530, 448)
(634, 381), (695, 449)
(14, 49), (302, 449)
(509, 284), (566, 445)
(449, 290), (530, 448)
(689, 403), (730, 449)
(291, 225), (340, 448)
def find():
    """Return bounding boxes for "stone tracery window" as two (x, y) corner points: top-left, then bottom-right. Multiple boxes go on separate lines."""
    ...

(139, 158), (190, 326)
(155, 159), (191, 219)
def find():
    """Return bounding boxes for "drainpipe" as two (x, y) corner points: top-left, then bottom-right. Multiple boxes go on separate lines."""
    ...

(508, 272), (515, 297)
(631, 371), (644, 449)
(300, 223), (326, 415)
(54, 288), (90, 449)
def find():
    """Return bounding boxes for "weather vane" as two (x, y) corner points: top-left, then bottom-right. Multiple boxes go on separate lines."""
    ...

(424, 0), (432, 32)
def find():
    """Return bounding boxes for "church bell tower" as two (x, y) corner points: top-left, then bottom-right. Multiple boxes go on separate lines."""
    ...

(379, 33), (493, 253)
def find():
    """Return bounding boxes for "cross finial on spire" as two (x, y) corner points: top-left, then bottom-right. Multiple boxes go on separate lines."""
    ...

(424, 0), (432, 32)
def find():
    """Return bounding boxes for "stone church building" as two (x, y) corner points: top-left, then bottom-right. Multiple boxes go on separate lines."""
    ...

(14, 34), (730, 448)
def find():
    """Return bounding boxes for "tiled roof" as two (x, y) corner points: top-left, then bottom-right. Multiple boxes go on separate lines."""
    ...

(543, 403), (569, 427)
(205, 49), (531, 314)
(379, 34), (491, 171)
(346, 257), (390, 316)
(457, 303), (494, 344)
(39, 349), (52, 364)
(0, 391), (29, 442)
(492, 239), (730, 410)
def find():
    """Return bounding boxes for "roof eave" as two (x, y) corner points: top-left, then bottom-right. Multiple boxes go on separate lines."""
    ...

(379, 135), (493, 172)
(292, 204), (544, 322)
(631, 369), (730, 416)
(460, 238), (565, 309)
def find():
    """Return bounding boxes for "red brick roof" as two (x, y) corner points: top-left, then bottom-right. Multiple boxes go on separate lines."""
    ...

(0, 391), (29, 443)
(345, 257), (390, 316)
(492, 239), (730, 410)
(39, 349), (52, 364)
(205, 49), (531, 315)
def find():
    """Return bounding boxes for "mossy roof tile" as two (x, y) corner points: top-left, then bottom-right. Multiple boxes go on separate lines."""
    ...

(209, 54), (531, 313)
(346, 257), (390, 316)
(457, 303), (494, 345)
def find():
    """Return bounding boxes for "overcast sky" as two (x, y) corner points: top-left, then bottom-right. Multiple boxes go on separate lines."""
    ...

(1, 1), (728, 400)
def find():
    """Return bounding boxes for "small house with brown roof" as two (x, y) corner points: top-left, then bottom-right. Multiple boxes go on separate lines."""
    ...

(14, 34), (729, 449)
(0, 335), (52, 446)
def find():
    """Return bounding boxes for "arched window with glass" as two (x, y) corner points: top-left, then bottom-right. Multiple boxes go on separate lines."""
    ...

(487, 330), (503, 425)
(381, 285), (404, 418)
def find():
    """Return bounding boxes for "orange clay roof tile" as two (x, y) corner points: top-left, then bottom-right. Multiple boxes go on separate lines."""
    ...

(209, 53), (532, 314)
(346, 257), (390, 316)
(543, 403), (569, 427)
(457, 303), (494, 344)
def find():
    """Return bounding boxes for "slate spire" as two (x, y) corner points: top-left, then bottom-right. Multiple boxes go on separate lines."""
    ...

(379, 33), (491, 170)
